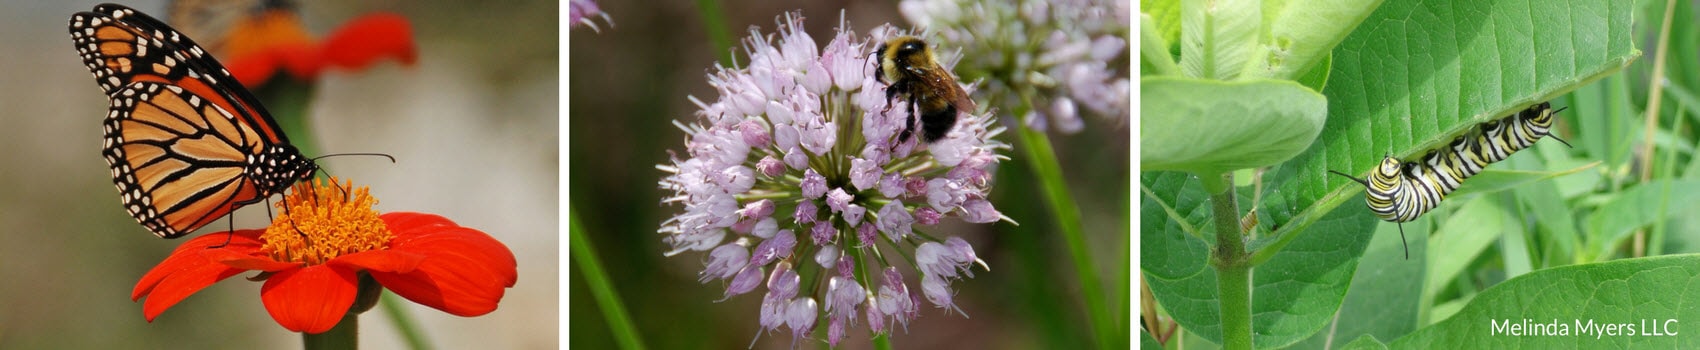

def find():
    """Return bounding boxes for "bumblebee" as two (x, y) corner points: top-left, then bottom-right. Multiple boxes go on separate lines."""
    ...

(875, 36), (975, 144)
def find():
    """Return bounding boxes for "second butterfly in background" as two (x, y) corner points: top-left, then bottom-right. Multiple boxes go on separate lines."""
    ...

(1329, 102), (1571, 259)
(70, 3), (318, 238)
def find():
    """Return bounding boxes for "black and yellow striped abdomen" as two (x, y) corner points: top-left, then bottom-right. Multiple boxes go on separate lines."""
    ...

(1328, 102), (1569, 258)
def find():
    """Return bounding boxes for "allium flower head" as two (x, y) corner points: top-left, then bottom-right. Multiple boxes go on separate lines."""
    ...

(901, 0), (1131, 134)
(657, 11), (1009, 346)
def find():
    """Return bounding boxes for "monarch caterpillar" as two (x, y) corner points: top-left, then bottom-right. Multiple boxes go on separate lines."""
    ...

(1329, 102), (1571, 259)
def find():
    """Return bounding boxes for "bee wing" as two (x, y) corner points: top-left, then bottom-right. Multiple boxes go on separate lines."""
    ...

(909, 65), (977, 113)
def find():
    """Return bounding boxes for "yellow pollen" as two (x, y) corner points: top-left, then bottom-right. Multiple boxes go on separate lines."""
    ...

(261, 177), (390, 265)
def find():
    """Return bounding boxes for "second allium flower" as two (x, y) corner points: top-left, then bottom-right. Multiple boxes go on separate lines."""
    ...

(657, 11), (1010, 346)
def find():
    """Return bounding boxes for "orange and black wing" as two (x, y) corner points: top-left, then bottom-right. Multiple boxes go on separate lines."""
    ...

(70, 3), (308, 238)
(72, 3), (291, 144)
(104, 82), (266, 237)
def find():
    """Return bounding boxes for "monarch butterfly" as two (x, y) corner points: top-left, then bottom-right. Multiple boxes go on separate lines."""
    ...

(1329, 102), (1571, 259)
(70, 4), (317, 238)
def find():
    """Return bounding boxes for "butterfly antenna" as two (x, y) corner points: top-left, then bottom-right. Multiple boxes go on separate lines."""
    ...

(315, 168), (353, 200)
(312, 152), (396, 163)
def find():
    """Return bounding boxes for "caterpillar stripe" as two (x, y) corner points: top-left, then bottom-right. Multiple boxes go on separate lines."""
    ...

(1329, 102), (1571, 259)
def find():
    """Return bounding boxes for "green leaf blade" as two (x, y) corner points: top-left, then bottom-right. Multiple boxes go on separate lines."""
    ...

(1140, 77), (1328, 174)
(1258, 0), (1638, 254)
(1391, 255), (1700, 349)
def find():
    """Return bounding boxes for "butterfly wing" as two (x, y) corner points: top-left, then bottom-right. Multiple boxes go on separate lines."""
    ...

(71, 4), (309, 238)
(72, 4), (291, 144)
(106, 82), (265, 237)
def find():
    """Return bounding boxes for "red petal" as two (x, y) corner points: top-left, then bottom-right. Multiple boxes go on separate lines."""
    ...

(279, 42), (326, 81)
(224, 52), (282, 87)
(133, 230), (267, 321)
(260, 265), (359, 333)
(370, 213), (517, 316)
(203, 248), (302, 272)
(328, 249), (427, 274)
(319, 13), (416, 71)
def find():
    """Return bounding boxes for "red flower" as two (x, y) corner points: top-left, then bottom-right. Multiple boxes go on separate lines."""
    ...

(131, 179), (517, 334)
(210, 8), (417, 86)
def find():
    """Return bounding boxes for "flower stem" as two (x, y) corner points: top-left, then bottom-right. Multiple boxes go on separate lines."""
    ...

(693, 0), (735, 66)
(302, 312), (358, 350)
(570, 208), (647, 350)
(252, 77), (320, 159)
(1014, 125), (1117, 350)
(1205, 172), (1253, 349)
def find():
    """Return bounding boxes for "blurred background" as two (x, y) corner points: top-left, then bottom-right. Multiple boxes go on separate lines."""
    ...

(568, 1), (1129, 349)
(0, 1), (555, 348)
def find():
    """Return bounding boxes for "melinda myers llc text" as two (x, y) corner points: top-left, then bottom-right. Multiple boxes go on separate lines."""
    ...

(1491, 319), (1678, 338)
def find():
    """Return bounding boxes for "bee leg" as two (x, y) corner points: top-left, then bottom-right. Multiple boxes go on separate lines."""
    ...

(898, 94), (918, 143)
(882, 80), (903, 113)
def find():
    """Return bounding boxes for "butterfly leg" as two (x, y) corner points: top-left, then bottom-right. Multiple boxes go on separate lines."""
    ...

(208, 215), (237, 249)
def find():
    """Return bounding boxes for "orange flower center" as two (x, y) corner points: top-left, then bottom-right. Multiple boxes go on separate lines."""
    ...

(261, 177), (390, 265)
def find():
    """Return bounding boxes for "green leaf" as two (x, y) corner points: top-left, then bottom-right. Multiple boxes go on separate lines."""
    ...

(1584, 179), (1700, 260)
(1391, 255), (1700, 348)
(1142, 13), (1182, 76)
(1141, 0), (1181, 55)
(1140, 173), (1212, 280)
(1423, 197), (1508, 299)
(1141, 330), (1163, 349)
(1140, 77), (1328, 174)
(1295, 53), (1332, 92)
(1251, 0), (1385, 80)
(1511, 173), (1583, 267)
(1340, 335), (1391, 350)
(1180, 0), (1260, 79)
(1445, 161), (1601, 198)
(1141, 171), (1379, 349)
(1256, 0), (1638, 255)
(1289, 217), (1427, 349)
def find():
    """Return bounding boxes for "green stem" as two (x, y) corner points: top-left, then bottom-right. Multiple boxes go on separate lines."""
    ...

(570, 208), (646, 350)
(302, 310), (359, 350)
(303, 264), (382, 350)
(1015, 125), (1117, 350)
(254, 77), (321, 160)
(693, 0), (736, 66)
(1206, 172), (1253, 349)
